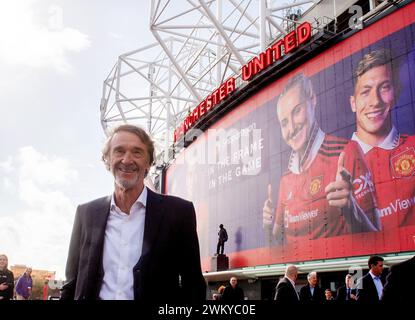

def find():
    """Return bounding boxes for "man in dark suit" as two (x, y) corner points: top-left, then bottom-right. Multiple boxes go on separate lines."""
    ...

(336, 274), (357, 303)
(299, 271), (325, 303)
(382, 255), (415, 302)
(356, 255), (384, 303)
(221, 276), (244, 302)
(274, 265), (299, 303)
(61, 124), (206, 301)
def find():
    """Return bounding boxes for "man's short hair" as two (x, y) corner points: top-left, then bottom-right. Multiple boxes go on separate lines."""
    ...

(368, 255), (384, 269)
(354, 48), (401, 97)
(307, 271), (317, 280)
(285, 265), (298, 278)
(278, 73), (314, 108)
(102, 124), (155, 170)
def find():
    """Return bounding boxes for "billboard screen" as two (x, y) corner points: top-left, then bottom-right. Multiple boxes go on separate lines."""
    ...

(166, 2), (415, 272)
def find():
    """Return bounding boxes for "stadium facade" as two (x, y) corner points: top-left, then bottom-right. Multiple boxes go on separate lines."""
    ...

(162, 0), (415, 299)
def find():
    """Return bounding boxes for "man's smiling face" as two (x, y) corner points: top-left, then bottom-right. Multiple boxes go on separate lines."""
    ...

(351, 65), (395, 141)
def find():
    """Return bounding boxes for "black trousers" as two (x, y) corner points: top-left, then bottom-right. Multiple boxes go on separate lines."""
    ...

(216, 240), (225, 255)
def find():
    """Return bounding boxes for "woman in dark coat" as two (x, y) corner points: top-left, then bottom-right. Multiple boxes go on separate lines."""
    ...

(0, 254), (14, 300)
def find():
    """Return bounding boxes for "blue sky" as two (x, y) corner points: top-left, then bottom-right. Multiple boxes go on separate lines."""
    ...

(0, 0), (153, 279)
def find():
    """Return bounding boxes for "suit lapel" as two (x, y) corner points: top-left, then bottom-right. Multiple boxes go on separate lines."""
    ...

(140, 189), (164, 259)
(90, 196), (111, 275)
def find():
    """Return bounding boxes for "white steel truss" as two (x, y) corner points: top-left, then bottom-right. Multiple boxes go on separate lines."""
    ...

(100, 0), (318, 168)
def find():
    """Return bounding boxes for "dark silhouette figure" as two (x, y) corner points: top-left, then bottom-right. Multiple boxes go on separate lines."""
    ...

(216, 224), (228, 255)
(382, 256), (415, 303)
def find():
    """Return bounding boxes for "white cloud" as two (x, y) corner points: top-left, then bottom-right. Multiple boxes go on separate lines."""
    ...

(2, 177), (16, 194)
(18, 146), (78, 187)
(0, 156), (14, 173)
(0, 146), (79, 279)
(0, 1), (90, 73)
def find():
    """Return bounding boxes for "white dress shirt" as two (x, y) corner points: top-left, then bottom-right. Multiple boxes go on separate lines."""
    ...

(351, 126), (399, 154)
(369, 271), (383, 300)
(99, 186), (147, 300)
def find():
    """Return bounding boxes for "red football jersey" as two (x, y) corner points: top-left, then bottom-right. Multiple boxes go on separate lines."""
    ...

(365, 135), (415, 228)
(273, 134), (377, 244)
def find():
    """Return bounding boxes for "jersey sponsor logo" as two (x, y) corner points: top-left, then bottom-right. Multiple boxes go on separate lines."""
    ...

(391, 148), (415, 178)
(309, 176), (323, 196)
(284, 208), (319, 228)
(379, 196), (415, 217)
(352, 171), (374, 199)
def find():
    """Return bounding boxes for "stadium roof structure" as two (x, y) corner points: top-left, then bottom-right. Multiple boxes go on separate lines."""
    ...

(100, 1), (319, 163)
(99, 0), (400, 177)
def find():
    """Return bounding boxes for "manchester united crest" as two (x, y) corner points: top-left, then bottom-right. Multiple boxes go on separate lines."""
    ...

(391, 148), (415, 178)
(309, 176), (323, 196)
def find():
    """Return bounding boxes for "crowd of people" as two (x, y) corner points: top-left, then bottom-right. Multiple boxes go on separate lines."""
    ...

(211, 254), (414, 302)
(0, 256), (33, 301)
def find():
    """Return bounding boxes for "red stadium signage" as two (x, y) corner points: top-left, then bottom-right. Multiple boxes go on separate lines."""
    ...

(242, 22), (312, 81)
(174, 22), (312, 142)
(174, 77), (236, 142)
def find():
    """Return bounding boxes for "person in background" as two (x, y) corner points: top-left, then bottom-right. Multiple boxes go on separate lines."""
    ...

(15, 267), (33, 300)
(382, 237), (415, 302)
(324, 289), (335, 302)
(221, 277), (244, 302)
(61, 124), (206, 301)
(0, 254), (14, 301)
(212, 285), (226, 300)
(382, 255), (415, 303)
(299, 271), (325, 303)
(274, 265), (299, 303)
(356, 256), (385, 302)
(336, 273), (357, 302)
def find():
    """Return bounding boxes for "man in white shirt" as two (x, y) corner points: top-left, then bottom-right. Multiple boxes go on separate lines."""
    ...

(356, 255), (384, 302)
(61, 124), (206, 301)
(299, 271), (325, 302)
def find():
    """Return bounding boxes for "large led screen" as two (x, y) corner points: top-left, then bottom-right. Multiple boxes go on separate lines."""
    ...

(166, 2), (415, 272)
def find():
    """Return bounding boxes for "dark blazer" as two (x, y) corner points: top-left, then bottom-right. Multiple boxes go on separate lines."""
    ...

(221, 285), (244, 302)
(299, 284), (325, 303)
(356, 272), (383, 303)
(0, 269), (14, 300)
(382, 256), (415, 303)
(274, 277), (299, 303)
(336, 286), (357, 303)
(61, 189), (206, 301)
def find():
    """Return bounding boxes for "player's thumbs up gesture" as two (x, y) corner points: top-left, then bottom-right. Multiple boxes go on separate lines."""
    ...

(325, 152), (352, 209)
(263, 184), (274, 228)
